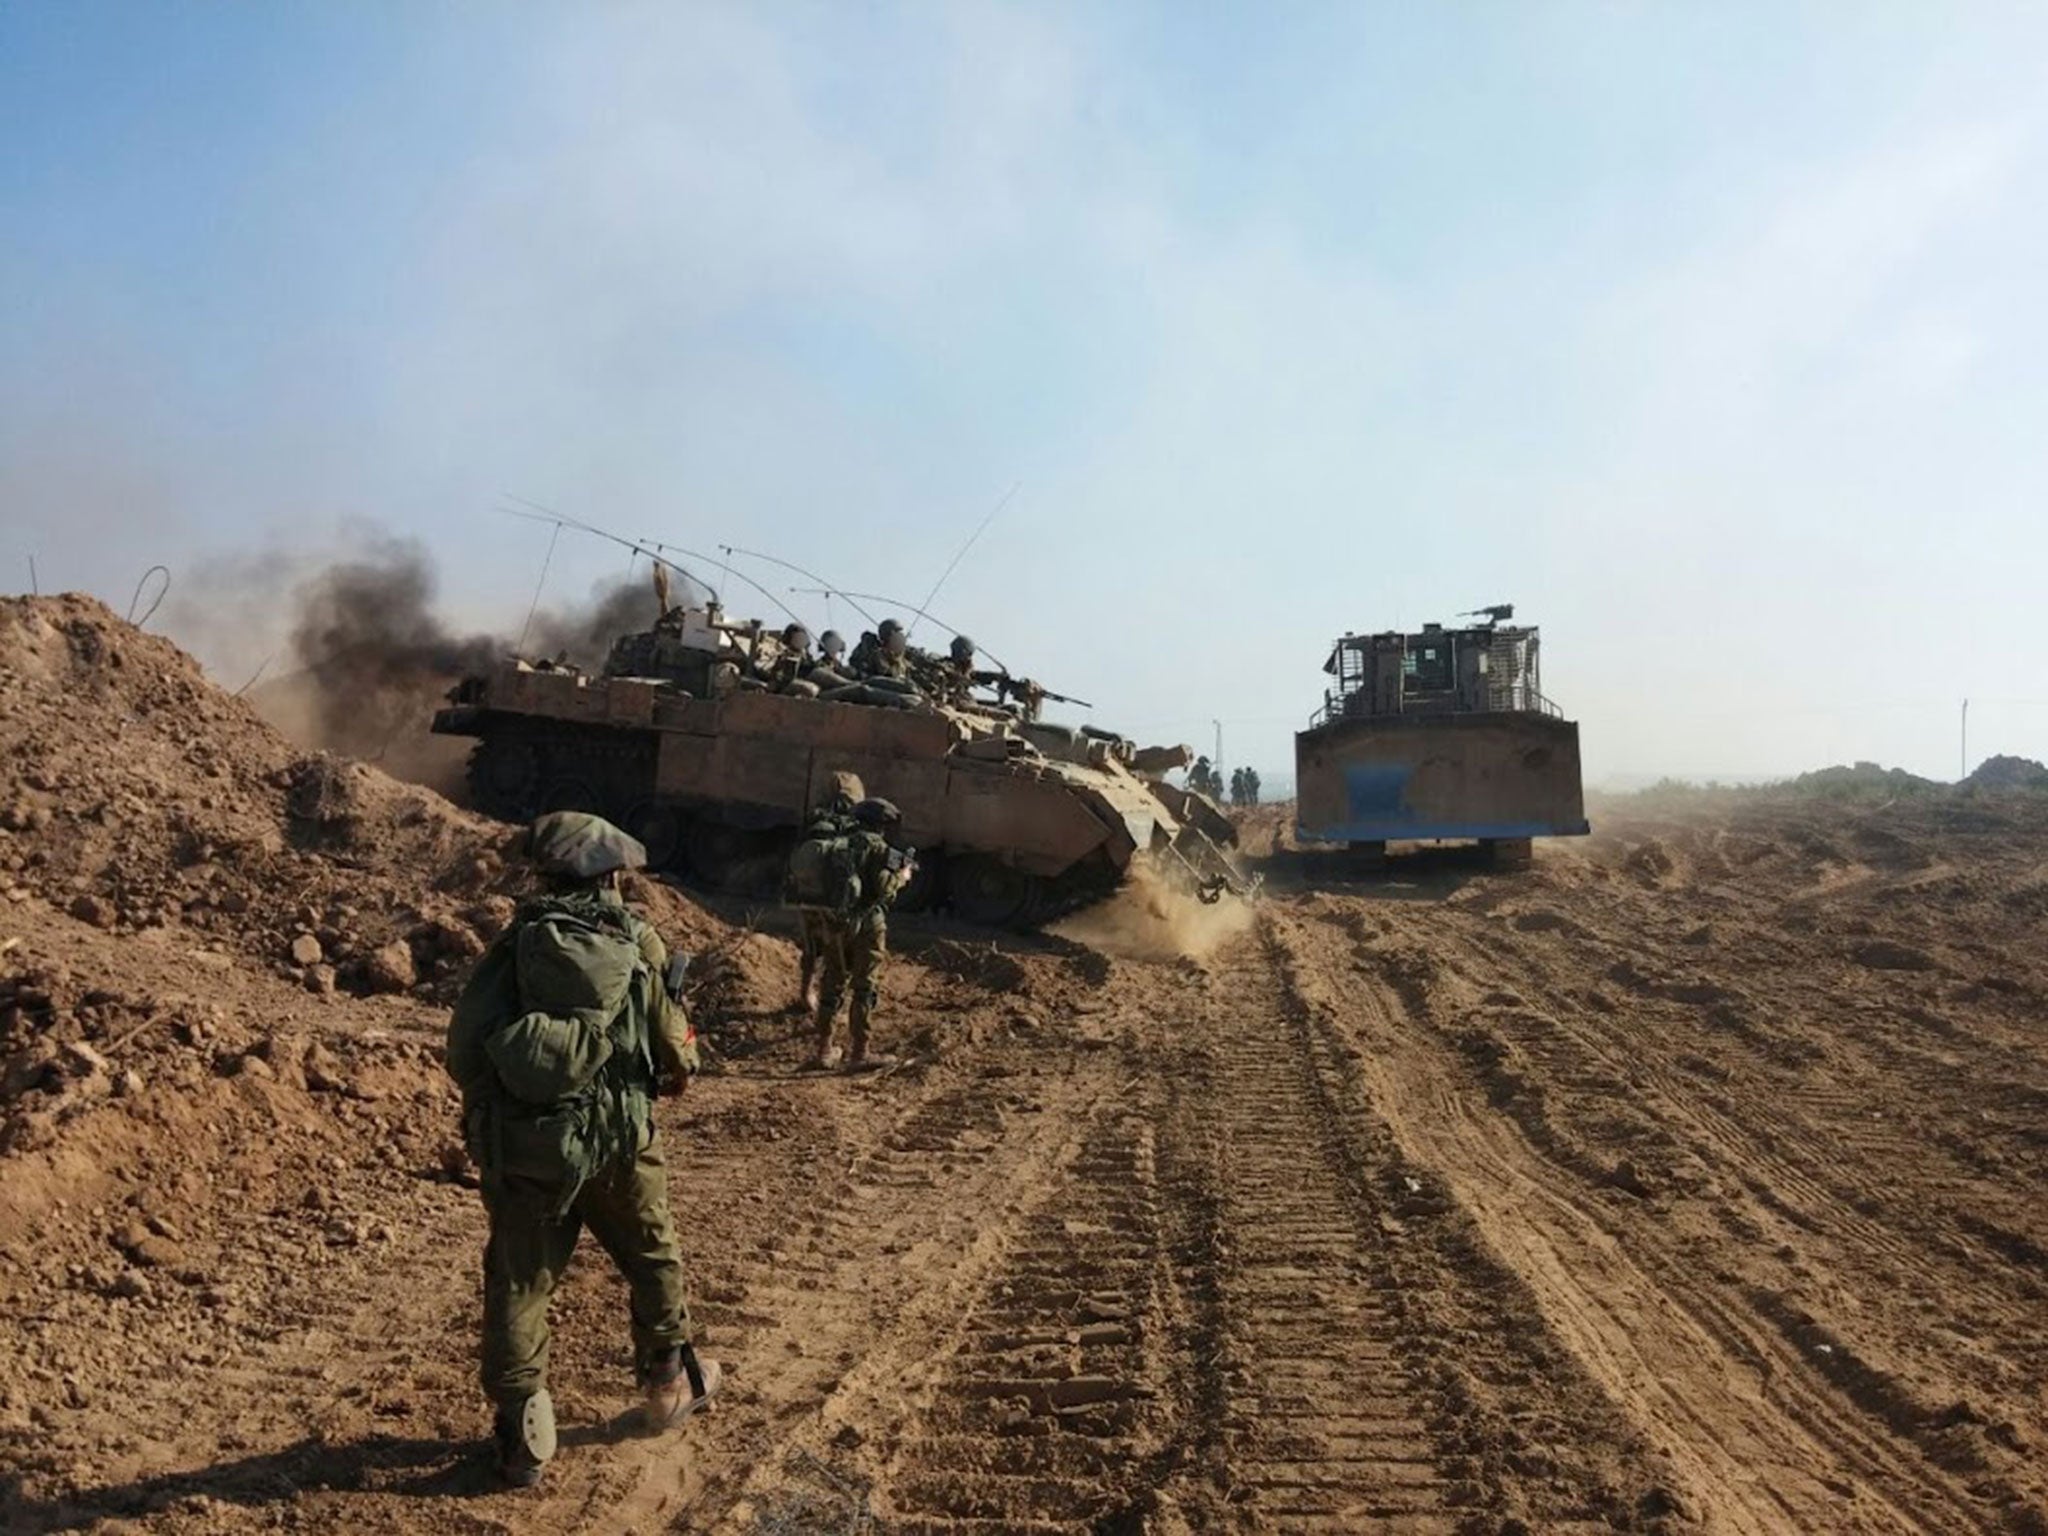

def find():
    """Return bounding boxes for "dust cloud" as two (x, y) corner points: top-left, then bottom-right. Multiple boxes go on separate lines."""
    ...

(163, 534), (666, 798)
(1049, 864), (1254, 961)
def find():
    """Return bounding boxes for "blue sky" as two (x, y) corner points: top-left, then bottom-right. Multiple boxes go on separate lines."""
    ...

(5, 2), (2045, 785)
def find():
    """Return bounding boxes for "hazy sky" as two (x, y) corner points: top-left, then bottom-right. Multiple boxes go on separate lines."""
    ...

(5, 2), (2045, 785)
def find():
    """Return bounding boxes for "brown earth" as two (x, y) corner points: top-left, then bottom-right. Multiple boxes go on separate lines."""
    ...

(1, 596), (2043, 1534)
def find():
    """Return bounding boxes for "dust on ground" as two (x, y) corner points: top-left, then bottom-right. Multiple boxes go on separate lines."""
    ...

(1045, 863), (1253, 960)
(1, 594), (2043, 1534)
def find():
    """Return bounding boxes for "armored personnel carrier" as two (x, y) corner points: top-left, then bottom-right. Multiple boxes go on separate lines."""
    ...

(433, 600), (1251, 927)
(1295, 607), (1589, 868)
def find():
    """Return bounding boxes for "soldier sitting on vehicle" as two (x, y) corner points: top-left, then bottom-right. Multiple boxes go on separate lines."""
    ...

(755, 622), (822, 696)
(804, 629), (860, 691)
(849, 619), (914, 684)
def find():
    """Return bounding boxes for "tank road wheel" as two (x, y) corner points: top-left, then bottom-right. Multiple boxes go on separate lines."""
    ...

(948, 854), (1039, 929)
(469, 737), (542, 822)
(686, 821), (755, 890)
(622, 801), (687, 872)
(895, 850), (944, 913)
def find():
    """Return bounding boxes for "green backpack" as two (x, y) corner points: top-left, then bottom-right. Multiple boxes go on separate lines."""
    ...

(788, 832), (864, 911)
(447, 897), (652, 1195)
(483, 903), (643, 1104)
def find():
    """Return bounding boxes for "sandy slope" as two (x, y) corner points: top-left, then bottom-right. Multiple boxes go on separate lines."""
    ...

(2, 599), (2043, 1534)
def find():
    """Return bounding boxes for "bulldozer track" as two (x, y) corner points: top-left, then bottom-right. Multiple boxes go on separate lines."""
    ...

(876, 1113), (1168, 1532)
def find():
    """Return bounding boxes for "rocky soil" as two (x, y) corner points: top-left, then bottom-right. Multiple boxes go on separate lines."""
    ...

(0, 596), (2042, 1534)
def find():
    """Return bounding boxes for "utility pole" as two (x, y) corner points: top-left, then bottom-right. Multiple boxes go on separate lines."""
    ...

(1960, 698), (1969, 782)
(1213, 719), (1223, 778)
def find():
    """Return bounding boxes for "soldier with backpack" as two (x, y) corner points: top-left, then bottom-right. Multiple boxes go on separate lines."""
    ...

(790, 770), (864, 1014)
(788, 795), (915, 1071)
(446, 812), (721, 1488)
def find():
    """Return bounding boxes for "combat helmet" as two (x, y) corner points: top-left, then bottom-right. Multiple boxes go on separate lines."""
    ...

(528, 812), (648, 880)
(821, 770), (866, 814)
(852, 797), (902, 829)
(819, 629), (847, 659)
(949, 634), (975, 663)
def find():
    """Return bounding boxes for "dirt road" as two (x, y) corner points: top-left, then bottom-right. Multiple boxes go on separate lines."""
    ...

(4, 600), (2044, 1533)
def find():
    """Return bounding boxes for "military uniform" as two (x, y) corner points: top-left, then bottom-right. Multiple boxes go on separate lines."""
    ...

(446, 814), (717, 1485)
(850, 628), (912, 682)
(811, 802), (909, 1068)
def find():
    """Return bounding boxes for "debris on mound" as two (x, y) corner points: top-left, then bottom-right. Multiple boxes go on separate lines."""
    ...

(1964, 754), (2048, 791)
(0, 594), (722, 1009)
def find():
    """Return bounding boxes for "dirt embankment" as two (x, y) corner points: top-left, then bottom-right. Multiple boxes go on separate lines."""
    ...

(2, 595), (2043, 1534)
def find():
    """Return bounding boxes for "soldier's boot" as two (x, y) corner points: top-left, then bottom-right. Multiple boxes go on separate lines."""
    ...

(844, 1002), (894, 1073)
(492, 1389), (555, 1488)
(805, 1005), (841, 1071)
(641, 1344), (723, 1433)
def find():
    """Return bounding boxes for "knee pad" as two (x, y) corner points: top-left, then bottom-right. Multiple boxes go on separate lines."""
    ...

(517, 1388), (557, 1464)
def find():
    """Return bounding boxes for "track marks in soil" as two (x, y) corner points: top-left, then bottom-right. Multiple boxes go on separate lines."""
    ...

(1156, 933), (1663, 1533)
(876, 1113), (1168, 1533)
(1273, 899), (2031, 1534)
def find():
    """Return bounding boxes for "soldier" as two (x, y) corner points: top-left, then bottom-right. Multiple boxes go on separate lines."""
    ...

(849, 618), (913, 682)
(789, 771), (864, 1014)
(806, 797), (914, 1072)
(445, 812), (721, 1488)
(1245, 767), (1262, 806)
(805, 629), (858, 690)
(1191, 755), (1215, 798)
(757, 622), (814, 694)
(1230, 767), (1247, 806)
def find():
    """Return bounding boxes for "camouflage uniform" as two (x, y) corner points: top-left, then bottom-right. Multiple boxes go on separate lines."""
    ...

(813, 805), (908, 1066)
(446, 814), (712, 1483)
(850, 624), (912, 682)
(792, 771), (865, 1010)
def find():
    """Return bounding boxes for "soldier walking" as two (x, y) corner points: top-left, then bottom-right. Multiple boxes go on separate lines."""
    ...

(795, 797), (914, 1071)
(790, 771), (864, 1014)
(445, 813), (721, 1487)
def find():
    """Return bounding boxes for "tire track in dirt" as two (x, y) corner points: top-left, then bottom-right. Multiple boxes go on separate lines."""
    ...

(872, 1111), (1168, 1532)
(1154, 930), (1663, 1534)
(640, 1060), (1135, 1534)
(1269, 898), (2013, 1534)
(1370, 903), (2044, 1528)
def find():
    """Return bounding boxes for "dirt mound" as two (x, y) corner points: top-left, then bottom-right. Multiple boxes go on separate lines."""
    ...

(1966, 753), (2048, 791)
(0, 594), (526, 1003)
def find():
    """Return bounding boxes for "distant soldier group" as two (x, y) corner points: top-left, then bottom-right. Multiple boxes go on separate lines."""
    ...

(1186, 757), (1261, 805)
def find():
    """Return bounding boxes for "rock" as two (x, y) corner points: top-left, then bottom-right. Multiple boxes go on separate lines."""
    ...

(111, 1269), (153, 1302)
(421, 917), (485, 961)
(361, 941), (416, 994)
(116, 1069), (145, 1098)
(304, 964), (337, 997)
(60, 1040), (110, 1078)
(2, 1043), (58, 1098)
(303, 1045), (347, 1094)
(288, 933), (324, 967)
(67, 893), (117, 928)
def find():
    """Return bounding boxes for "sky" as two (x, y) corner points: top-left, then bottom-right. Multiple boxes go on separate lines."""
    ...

(4, 1), (2046, 788)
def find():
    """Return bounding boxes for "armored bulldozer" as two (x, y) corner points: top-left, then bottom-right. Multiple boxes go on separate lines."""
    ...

(432, 601), (1251, 927)
(1295, 608), (1589, 868)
